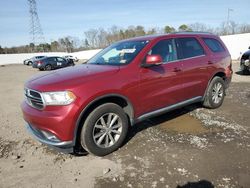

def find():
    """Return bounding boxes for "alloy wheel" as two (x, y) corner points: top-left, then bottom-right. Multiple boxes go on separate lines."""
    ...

(92, 113), (122, 148)
(212, 82), (223, 104)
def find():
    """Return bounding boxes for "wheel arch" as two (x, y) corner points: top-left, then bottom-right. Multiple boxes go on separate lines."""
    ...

(202, 71), (226, 100)
(73, 94), (134, 145)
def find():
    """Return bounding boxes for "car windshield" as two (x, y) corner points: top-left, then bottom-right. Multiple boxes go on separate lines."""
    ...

(88, 40), (149, 65)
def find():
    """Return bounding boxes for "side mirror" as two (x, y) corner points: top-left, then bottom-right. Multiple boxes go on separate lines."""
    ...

(143, 55), (163, 67)
(248, 46), (250, 49)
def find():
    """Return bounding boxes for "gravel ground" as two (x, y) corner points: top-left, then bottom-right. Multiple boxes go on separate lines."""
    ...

(0, 61), (249, 188)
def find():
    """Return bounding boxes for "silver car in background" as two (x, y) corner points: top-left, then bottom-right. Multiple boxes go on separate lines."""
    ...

(23, 56), (46, 65)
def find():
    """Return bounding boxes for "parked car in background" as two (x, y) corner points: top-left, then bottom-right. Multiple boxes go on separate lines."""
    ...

(63, 55), (79, 62)
(32, 56), (74, 71)
(23, 56), (46, 65)
(22, 32), (232, 156)
(240, 47), (250, 74)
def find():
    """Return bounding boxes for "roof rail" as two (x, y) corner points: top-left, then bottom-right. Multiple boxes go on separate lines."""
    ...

(171, 31), (214, 35)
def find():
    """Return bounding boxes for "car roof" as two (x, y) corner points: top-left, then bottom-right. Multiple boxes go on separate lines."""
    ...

(122, 32), (216, 42)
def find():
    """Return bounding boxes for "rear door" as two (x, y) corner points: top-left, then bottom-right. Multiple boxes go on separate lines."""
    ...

(202, 37), (229, 71)
(175, 37), (209, 100)
(47, 57), (57, 67)
(139, 38), (185, 114)
(56, 57), (67, 68)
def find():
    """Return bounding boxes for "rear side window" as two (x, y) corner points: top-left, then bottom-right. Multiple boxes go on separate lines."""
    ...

(48, 57), (56, 62)
(176, 37), (205, 59)
(203, 38), (225, 53)
(57, 57), (65, 62)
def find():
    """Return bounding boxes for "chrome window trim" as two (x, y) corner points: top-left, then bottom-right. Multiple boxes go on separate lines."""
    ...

(161, 54), (206, 65)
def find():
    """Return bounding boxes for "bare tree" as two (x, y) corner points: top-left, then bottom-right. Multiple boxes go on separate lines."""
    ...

(84, 29), (99, 48)
(238, 23), (250, 34)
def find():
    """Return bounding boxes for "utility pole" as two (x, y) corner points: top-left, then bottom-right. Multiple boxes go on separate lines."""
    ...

(226, 8), (233, 35)
(28, 0), (45, 51)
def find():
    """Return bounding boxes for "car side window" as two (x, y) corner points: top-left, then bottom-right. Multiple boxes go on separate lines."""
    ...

(48, 57), (56, 63)
(203, 38), (225, 53)
(57, 57), (65, 62)
(176, 37), (205, 59)
(148, 39), (177, 63)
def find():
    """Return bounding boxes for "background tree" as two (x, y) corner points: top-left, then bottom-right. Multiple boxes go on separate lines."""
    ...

(164, 25), (176, 33)
(2, 22), (250, 54)
(178, 24), (192, 32)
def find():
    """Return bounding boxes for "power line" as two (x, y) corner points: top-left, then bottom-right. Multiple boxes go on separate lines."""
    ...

(28, 0), (45, 45)
(226, 8), (233, 35)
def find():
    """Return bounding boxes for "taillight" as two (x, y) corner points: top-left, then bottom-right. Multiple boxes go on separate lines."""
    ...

(37, 61), (43, 65)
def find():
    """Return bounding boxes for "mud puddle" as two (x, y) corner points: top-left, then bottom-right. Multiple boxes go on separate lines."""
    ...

(157, 114), (209, 134)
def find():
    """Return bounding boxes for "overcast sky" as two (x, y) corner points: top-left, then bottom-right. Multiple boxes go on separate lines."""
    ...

(0, 0), (249, 47)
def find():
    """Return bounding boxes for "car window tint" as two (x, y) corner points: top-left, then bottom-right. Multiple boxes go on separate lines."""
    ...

(176, 37), (205, 59)
(203, 38), (225, 53)
(48, 57), (56, 62)
(148, 39), (177, 63)
(57, 57), (65, 62)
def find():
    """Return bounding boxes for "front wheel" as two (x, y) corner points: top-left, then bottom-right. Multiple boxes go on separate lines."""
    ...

(81, 103), (128, 156)
(203, 76), (225, 109)
(242, 69), (249, 75)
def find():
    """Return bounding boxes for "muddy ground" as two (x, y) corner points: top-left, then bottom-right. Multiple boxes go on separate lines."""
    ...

(0, 62), (249, 188)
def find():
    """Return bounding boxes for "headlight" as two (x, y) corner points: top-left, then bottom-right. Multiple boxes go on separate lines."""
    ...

(244, 59), (250, 66)
(41, 91), (76, 105)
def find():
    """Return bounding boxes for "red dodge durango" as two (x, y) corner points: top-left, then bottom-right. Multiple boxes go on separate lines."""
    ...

(21, 32), (233, 156)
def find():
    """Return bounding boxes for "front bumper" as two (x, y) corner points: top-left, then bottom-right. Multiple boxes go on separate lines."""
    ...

(21, 101), (80, 153)
(27, 123), (74, 153)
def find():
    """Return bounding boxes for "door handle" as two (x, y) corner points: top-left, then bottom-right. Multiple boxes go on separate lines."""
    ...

(173, 67), (182, 72)
(208, 60), (215, 64)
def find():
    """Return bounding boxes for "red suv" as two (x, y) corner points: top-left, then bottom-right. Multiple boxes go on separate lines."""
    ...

(21, 32), (232, 156)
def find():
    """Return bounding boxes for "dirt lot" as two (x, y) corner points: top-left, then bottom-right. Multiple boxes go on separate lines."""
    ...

(0, 62), (250, 188)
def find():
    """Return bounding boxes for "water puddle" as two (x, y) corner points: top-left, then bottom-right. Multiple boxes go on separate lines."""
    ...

(158, 114), (209, 134)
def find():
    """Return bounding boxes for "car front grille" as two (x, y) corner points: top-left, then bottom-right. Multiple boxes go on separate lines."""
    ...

(25, 88), (44, 110)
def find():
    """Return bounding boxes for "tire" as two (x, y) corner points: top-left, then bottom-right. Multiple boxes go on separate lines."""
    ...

(242, 69), (249, 75)
(81, 103), (128, 156)
(28, 61), (32, 66)
(45, 64), (52, 71)
(203, 76), (225, 109)
(68, 62), (74, 67)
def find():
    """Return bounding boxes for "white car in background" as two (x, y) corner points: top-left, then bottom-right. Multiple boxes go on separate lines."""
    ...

(63, 55), (78, 62)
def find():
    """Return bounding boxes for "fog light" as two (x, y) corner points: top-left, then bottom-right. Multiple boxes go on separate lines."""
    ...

(41, 130), (60, 142)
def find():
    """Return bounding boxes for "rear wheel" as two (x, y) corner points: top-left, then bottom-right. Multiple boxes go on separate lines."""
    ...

(80, 103), (128, 156)
(28, 61), (32, 66)
(203, 76), (225, 109)
(45, 64), (52, 71)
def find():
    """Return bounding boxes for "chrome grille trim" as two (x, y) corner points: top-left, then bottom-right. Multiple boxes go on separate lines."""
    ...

(24, 88), (44, 110)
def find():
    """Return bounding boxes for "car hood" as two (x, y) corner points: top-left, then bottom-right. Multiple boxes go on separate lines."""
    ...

(26, 64), (120, 91)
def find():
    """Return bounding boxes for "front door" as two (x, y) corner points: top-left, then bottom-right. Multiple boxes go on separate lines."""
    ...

(139, 38), (185, 115)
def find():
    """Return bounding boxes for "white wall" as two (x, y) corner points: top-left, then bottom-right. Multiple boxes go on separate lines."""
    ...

(70, 49), (101, 60)
(0, 49), (101, 65)
(220, 33), (250, 60)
